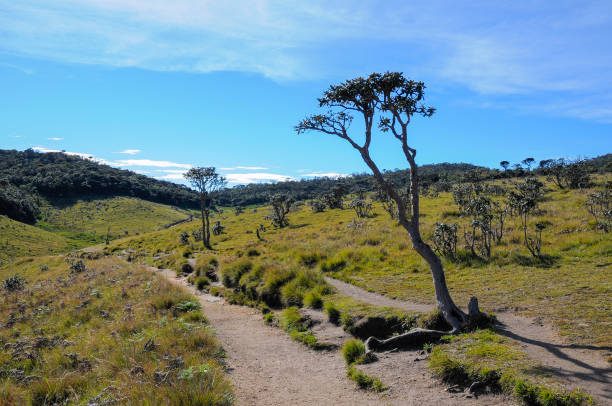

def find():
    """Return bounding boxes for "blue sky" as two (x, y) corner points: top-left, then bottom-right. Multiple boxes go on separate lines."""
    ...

(1, 1), (611, 185)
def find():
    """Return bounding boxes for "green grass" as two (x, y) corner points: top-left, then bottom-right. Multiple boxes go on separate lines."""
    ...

(0, 215), (71, 263)
(429, 330), (593, 405)
(278, 307), (331, 350)
(0, 255), (233, 405)
(37, 196), (194, 247)
(108, 174), (610, 346)
(103, 174), (611, 401)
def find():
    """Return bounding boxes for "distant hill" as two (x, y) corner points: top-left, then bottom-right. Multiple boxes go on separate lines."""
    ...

(0, 149), (199, 223)
(215, 162), (486, 206)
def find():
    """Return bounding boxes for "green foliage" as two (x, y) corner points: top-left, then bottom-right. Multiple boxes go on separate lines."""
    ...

(324, 302), (341, 325)
(303, 290), (323, 309)
(196, 276), (211, 290)
(279, 307), (306, 332)
(346, 366), (385, 392)
(342, 339), (366, 365)
(263, 312), (276, 325)
(221, 259), (253, 287)
(0, 182), (39, 224)
(0, 149), (199, 217)
(2, 274), (26, 291)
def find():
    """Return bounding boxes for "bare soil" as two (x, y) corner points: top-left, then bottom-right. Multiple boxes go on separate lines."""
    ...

(326, 277), (612, 404)
(154, 267), (510, 405)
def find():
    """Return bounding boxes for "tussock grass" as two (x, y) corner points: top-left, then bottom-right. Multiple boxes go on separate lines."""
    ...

(429, 330), (593, 406)
(0, 255), (233, 405)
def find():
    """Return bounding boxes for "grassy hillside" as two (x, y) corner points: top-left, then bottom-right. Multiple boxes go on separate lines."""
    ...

(108, 175), (611, 347)
(0, 254), (232, 405)
(0, 216), (70, 263)
(37, 196), (194, 243)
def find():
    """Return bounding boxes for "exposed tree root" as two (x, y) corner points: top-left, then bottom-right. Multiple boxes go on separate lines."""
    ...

(365, 328), (450, 353)
(365, 296), (487, 354)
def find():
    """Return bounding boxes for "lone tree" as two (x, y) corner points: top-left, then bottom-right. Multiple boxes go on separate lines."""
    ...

(269, 194), (294, 228)
(296, 72), (484, 349)
(184, 167), (226, 250)
(500, 161), (510, 171)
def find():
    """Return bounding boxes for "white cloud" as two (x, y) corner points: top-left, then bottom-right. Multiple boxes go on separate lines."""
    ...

(301, 172), (349, 178)
(117, 149), (141, 155)
(48, 137), (63, 141)
(32, 146), (114, 165)
(115, 159), (191, 168)
(225, 172), (295, 184)
(219, 166), (269, 171)
(156, 173), (185, 180)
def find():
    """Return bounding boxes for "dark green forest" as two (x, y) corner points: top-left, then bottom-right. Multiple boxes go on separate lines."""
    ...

(1, 148), (610, 223)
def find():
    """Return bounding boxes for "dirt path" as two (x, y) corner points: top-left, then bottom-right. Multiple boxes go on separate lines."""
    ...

(153, 267), (510, 405)
(325, 277), (612, 404)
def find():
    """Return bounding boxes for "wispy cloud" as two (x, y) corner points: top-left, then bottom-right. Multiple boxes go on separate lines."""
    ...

(32, 146), (114, 165)
(3, 1), (611, 120)
(219, 166), (269, 171)
(117, 149), (141, 155)
(225, 172), (295, 184)
(115, 159), (191, 168)
(48, 137), (63, 141)
(301, 172), (349, 178)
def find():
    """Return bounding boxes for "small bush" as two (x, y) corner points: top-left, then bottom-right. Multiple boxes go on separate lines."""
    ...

(346, 366), (385, 392)
(175, 301), (201, 312)
(222, 259), (252, 287)
(263, 313), (276, 325)
(69, 260), (86, 274)
(341, 311), (354, 331)
(320, 257), (346, 273)
(196, 276), (211, 290)
(180, 262), (194, 274)
(303, 290), (323, 309)
(279, 307), (306, 332)
(324, 302), (341, 325)
(3, 274), (26, 292)
(297, 251), (322, 267)
(246, 248), (260, 257)
(342, 339), (366, 365)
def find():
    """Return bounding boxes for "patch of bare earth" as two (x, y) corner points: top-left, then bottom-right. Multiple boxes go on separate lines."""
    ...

(325, 277), (612, 404)
(154, 267), (507, 405)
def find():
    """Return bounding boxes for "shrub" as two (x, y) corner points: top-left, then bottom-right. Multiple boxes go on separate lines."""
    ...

(246, 248), (260, 257)
(258, 267), (294, 307)
(341, 311), (355, 331)
(320, 257), (346, 273)
(182, 247), (193, 258)
(346, 366), (385, 392)
(180, 262), (194, 274)
(179, 232), (190, 245)
(324, 302), (341, 325)
(3, 274), (26, 292)
(263, 313), (276, 325)
(279, 307), (306, 332)
(342, 339), (366, 365)
(175, 301), (201, 312)
(196, 276), (211, 290)
(280, 270), (326, 307)
(69, 260), (86, 274)
(297, 251), (322, 267)
(303, 290), (323, 309)
(222, 259), (252, 287)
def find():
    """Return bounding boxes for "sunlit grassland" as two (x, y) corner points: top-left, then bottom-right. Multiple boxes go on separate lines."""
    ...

(37, 196), (194, 245)
(109, 175), (611, 347)
(0, 216), (71, 263)
(0, 255), (232, 405)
